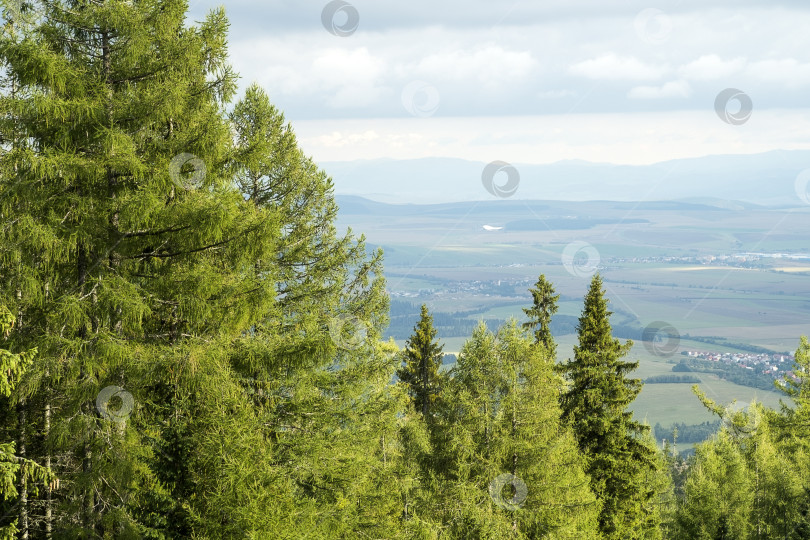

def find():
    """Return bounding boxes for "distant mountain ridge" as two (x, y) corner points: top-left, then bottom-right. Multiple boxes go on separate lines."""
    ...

(334, 195), (763, 220)
(322, 150), (810, 206)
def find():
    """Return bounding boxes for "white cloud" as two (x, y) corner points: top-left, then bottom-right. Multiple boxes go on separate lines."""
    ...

(310, 130), (382, 148)
(230, 41), (389, 109)
(295, 110), (810, 164)
(310, 48), (388, 107)
(413, 46), (537, 86)
(746, 59), (810, 88)
(569, 54), (669, 81)
(537, 89), (575, 99)
(230, 10), (810, 119)
(678, 55), (746, 80)
(628, 80), (692, 99)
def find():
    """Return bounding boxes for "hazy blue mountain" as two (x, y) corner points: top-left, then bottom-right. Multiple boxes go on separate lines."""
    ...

(322, 150), (810, 206)
(334, 195), (757, 216)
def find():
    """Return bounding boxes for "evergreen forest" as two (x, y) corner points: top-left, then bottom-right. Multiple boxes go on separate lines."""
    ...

(1, 2), (809, 538)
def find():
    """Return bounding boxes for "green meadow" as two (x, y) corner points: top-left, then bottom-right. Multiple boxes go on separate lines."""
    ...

(358, 198), (809, 432)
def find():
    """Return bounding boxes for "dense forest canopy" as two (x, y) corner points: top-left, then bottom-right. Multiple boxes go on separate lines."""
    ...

(0, 1), (809, 538)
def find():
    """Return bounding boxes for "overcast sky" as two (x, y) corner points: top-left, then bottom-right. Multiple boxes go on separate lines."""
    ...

(186, 1), (810, 165)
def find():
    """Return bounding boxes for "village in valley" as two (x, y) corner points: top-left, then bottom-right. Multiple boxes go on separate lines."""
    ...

(681, 349), (796, 380)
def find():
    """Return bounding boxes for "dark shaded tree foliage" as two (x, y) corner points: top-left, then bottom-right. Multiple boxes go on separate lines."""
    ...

(559, 274), (661, 538)
(397, 304), (444, 417)
(522, 273), (559, 357)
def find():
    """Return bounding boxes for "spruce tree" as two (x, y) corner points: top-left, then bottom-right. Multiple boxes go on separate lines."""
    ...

(559, 274), (659, 538)
(394, 306), (447, 534)
(398, 304), (444, 417)
(522, 274), (559, 357)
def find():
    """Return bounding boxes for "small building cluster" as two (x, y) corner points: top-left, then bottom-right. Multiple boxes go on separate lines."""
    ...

(682, 350), (795, 379)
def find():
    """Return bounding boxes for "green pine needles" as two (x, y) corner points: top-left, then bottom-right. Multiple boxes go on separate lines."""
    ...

(398, 304), (445, 417)
(558, 274), (661, 538)
(1, 2), (810, 538)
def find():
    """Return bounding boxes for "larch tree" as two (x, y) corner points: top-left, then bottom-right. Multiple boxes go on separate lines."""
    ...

(558, 274), (660, 538)
(439, 320), (600, 539)
(638, 422), (675, 539)
(683, 364), (810, 538)
(0, 306), (53, 540)
(0, 0), (284, 536)
(675, 429), (754, 538)
(522, 274), (559, 358)
(226, 82), (404, 537)
(776, 336), (810, 538)
(780, 336), (810, 440)
(673, 400), (804, 537)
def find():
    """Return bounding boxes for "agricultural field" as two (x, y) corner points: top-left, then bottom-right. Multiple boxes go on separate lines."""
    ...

(349, 196), (810, 434)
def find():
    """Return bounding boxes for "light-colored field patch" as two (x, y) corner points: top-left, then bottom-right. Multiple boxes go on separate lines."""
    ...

(630, 373), (786, 426)
(656, 266), (755, 272)
(436, 245), (511, 253)
(771, 266), (810, 273)
(695, 324), (809, 340)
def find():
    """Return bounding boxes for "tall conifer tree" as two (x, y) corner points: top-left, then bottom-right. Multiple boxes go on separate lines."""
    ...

(522, 274), (559, 358)
(398, 304), (444, 417)
(781, 336), (810, 438)
(0, 306), (54, 539)
(438, 320), (600, 538)
(0, 0), (284, 535)
(559, 274), (659, 538)
(226, 83), (402, 537)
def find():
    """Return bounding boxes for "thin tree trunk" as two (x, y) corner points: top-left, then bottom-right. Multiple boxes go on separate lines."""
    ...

(755, 440), (760, 540)
(102, 29), (122, 337)
(45, 393), (52, 539)
(511, 370), (518, 534)
(18, 401), (28, 539)
(75, 146), (93, 528)
(78, 235), (94, 528)
(44, 313), (52, 540)
(9, 117), (28, 537)
(421, 359), (428, 417)
(16, 276), (29, 538)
